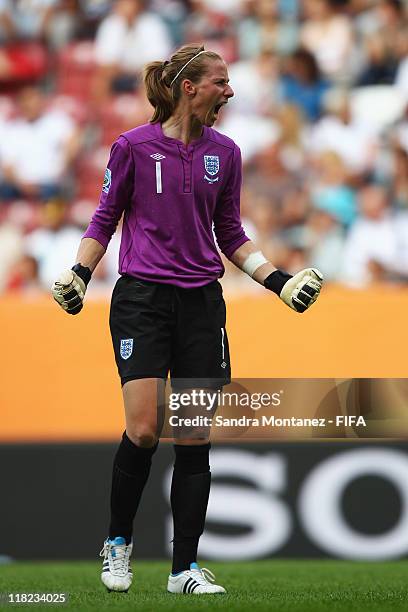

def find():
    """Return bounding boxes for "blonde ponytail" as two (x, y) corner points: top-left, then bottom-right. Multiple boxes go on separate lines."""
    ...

(143, 61), (175, 124)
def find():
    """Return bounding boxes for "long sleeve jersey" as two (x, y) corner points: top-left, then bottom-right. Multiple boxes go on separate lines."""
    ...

(83, 121), (250, 288)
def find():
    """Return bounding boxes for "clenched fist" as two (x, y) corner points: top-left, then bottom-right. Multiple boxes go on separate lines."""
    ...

(279, 268), (323, 312)
(52, 267), (90, 315)
(264, 268), (323, 313)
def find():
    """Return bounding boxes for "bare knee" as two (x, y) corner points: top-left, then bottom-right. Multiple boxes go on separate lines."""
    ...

(126, 427), (158, 448)
(123, 378), (163, 447)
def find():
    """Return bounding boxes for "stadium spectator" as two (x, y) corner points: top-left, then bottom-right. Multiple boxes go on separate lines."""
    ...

(24, 200), (83, 289)
(279, 188), (310, 231)
(309, 88), (378, 177)
(357, 31), (398, 86)
(341, 184), (398, 285)
(150, 0), (189, 46)
(5, 254), (42, 293)
(281, 48), (330, 121)
(79, 0), (112, 21)
(374, 0), (405, 48)
(5, 0), (59, 42)
(310, 151), (357, 226)
(237, 0), (299, 59)
(247, 194), (279, 244)
(0, 86), (80, 201)
(300, 0), (354, 81)
(184, 0), (235, 47)
(305, 208), (346, 280)
(245, 140), (299, 205)
(218, 50), (281, 160)
(218, 111), (280, 162)
(226, 49), (280, 115)
(78, 0), (113, 38)
(274, 103), (308, 173)
(93, 0), (172, 99)
(46, 0), (84, 50)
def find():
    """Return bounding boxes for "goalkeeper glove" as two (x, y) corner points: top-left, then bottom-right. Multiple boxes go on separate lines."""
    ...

(264, 268), (323, 313)
(51, 264), (92, 315)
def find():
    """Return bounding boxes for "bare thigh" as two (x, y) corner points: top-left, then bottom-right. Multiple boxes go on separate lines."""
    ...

(122, 378), (165, 448)
(123, 380), (210, 447)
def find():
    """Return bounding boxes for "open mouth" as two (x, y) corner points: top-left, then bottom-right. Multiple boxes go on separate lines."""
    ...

(214, 102), (227, 115)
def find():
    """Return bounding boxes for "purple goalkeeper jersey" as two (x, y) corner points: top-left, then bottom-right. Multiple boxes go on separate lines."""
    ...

(83, 122), (250, 288)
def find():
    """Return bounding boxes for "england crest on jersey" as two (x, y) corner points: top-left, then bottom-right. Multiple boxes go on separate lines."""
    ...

(120, 338), (133, 360)
(204, 155), (219, 176)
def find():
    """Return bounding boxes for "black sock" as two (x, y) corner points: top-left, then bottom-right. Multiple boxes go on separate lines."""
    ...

(171, 443), (211, 574)
(109, 431), (158, 544)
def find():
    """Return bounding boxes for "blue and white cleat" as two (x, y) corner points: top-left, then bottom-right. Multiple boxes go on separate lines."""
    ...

(167, 563), (226, 594)
(99, 537), (133, 592)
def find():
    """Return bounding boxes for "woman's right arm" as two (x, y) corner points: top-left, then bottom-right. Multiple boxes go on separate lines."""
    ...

(50, 238), (106, 315)
(75, 237), (106, 272)
(52, 135), (134, 315)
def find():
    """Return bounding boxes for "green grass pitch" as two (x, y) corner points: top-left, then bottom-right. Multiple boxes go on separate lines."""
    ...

(0, 560), (407, 612)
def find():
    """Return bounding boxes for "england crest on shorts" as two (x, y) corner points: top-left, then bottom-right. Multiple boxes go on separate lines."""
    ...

(120, 338), (133, 360)
(102, 168), (112, 194)
(204, 155), (219, 176)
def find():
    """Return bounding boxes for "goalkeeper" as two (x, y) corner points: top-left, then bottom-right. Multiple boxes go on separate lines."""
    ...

(52, 43), (323, 596)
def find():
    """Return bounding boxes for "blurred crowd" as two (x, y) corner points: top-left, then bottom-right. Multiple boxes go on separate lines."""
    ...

(0, 0), (408, 295)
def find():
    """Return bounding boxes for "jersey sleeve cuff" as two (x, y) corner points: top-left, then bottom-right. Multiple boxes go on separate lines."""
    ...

(82, 227), (110, 249)
(222, 235), (251, 260)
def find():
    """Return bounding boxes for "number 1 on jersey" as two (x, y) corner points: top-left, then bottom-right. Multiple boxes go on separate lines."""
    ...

(155, 161), (162, 194)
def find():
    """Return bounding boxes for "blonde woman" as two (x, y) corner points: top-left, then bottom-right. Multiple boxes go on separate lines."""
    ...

(52, 43), (322, 596)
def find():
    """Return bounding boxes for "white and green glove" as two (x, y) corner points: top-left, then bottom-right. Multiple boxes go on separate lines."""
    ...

(51, 264), (91, 315)
(265, 268), (323, 313)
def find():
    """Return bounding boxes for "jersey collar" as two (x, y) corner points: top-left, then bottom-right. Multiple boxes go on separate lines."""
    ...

(154, 122), (209, 148)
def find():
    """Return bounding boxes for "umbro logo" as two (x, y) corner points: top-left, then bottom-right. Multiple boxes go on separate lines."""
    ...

(150, 153), (166, 160)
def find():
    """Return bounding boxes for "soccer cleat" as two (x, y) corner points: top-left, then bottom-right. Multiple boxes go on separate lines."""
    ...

(99, 537), (133, 592)
(167, 562), (226, 594)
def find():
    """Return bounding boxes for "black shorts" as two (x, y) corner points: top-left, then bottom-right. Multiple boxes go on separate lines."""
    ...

(109, 275), (231, 389)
